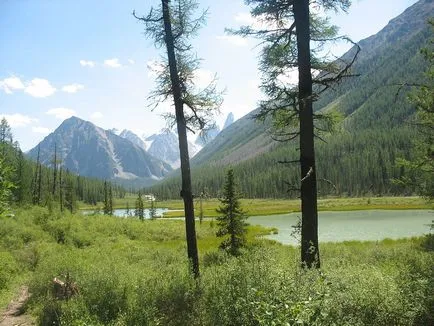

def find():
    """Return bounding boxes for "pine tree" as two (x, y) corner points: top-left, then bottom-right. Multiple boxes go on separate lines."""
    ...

(108, 184), (113, 215)
(135, 191), (145, 220)
(103, 181), (113, 215)
(126, 202), (131, 217)
(149, 196), (156, 219)
(134, 0), (223, 278)
(233, 0), (359, 268)
(0, 156), (15, 216)
(216, 169), (248, 256)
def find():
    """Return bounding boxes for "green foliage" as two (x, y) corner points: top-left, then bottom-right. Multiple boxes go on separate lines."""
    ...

(150, 127), (415, 199)
(216, 169), (248, 255)
(0, 207), (433, 325)
(133, 0), (222, 132)
(0, 157), (15, 216)
(395, 20), (434, 200)
(135, 191), (145, 220)
(103, 181), (114, 215)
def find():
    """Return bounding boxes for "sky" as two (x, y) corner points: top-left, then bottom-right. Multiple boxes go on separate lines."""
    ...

(0, 0), (419, 151)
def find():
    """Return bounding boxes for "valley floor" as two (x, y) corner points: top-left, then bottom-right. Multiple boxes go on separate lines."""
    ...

(1, 206), (433, 325)
(79, 196), (433, 217)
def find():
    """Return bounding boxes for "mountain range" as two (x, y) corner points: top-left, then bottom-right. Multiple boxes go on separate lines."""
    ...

(27, 117), (173, 185)
(26, 0), (433, 195)
(148, 0), (434, 198)
(27, 112), (234, 185)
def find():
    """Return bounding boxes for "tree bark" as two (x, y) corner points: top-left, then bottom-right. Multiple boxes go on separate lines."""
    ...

(293, 0), (320, 268)
(52, 143), (57, 196)
(161, 0), (200, 277)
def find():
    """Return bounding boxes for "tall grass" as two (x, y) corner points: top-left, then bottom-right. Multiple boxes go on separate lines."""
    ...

(0, 207), (432, 325)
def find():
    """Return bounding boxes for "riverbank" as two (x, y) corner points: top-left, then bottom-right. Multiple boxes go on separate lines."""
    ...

(1, 206), (432, 325)
(79, 196), (433, 217)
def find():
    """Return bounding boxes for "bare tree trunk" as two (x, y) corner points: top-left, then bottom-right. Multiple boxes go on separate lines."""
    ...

(161, 0), (199, 278)
(52, 143), (57, 196)
(293, 0), (320, 268)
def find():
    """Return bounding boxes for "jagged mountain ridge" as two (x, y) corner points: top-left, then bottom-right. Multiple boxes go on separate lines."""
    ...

(195, 0), (434, 167)
(223, 112), (235, 130)
(119, 129), (147, 151)
(27, 117), (172, 183)
(144, 132), (202, 168)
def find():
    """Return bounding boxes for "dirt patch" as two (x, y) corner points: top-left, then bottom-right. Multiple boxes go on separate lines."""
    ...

(0, 286), (35, 326)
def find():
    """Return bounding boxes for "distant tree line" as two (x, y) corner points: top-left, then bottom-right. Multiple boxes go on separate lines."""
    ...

(147, 126), (416, 199)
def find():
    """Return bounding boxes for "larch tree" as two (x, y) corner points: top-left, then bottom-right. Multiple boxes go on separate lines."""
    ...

(233, 0), (359, 268)
(133, 0), (223, 278)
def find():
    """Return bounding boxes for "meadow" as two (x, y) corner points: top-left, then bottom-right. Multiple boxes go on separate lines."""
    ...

(79, 195), (433, 217)
(0, 206), (433, 325)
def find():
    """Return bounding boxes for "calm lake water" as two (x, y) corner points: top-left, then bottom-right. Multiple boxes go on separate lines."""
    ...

(84, 208), (173, 219)
(249, 210), (433, 245)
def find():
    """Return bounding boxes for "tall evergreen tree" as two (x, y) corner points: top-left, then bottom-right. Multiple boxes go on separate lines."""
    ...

(216, 169), (248, 256)
(103, 181), (113, 215)
(396, 20), (434, 199)
(234, 0), (359, 268)
(135, 191), (145, 220)
(134, 0), (223, 278)
(31, 145), (42, 205)
(149, 196), (156, 220)
(52, 143), (57, 196)
(0, 156), (15, 216)
(0, 118), (13, 158)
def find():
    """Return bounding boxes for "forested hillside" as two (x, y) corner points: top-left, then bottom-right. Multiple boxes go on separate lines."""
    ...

(148, 0), (433, 199)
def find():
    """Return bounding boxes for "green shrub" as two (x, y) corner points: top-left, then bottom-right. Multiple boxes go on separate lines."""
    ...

(0, 251), (19, 290)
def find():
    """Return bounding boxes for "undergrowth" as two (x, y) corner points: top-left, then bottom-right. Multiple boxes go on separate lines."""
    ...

(0, 207), (432, 325)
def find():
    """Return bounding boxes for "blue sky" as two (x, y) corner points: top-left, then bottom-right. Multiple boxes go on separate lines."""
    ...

(0, 0), (418, 151)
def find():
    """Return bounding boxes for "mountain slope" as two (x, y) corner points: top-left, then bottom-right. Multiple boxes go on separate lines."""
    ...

(27, 117), (172, 184)
(223, 112), (235, 129)
(119, 129), (147, 151)
(148, 0), (433, 198)
(145, 131), (201, 168)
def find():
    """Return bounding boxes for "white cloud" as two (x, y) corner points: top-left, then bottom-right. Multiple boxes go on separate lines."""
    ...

(32, 126), (51, 134)
(104, 58), (122, 68)
(0, 76), (25, 94)
(90, 111), (103, 119)
(0, 113), (37, 127)
(46, 107), (76, 120)
(1, 76), (56, 97)
(80, 60), (96, 67)
(193, 69), (215, 89)
(62, 83), (84, 93)
(216, 35), (248, 47)
(128, 59), (135, 65)
(24, 78), (56, 97)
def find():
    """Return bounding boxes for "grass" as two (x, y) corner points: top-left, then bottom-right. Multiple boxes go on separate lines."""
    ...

(1, 206), (433, 325)
(80, 196), (433, 217)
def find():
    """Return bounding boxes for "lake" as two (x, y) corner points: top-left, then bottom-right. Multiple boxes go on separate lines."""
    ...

(249, 210), (433, 245)
(84, 208), (433, 244)
(83, 208), (177, 218)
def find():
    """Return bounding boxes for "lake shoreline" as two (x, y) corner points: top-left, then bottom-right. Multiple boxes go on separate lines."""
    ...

(79, 196), (433, 218)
